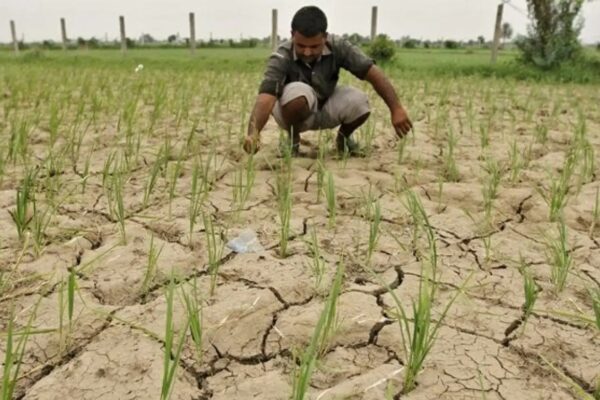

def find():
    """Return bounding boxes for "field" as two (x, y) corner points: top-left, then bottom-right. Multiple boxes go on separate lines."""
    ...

(1, 47), (599, 399)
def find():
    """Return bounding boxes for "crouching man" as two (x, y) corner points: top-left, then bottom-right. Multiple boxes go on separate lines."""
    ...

(243, 5), (412, 156)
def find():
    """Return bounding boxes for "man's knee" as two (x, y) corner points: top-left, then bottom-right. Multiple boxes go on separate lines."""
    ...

(281, 96), (311, 125)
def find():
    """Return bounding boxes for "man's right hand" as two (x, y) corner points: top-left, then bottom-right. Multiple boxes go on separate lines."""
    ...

(243, 134), (261, 154)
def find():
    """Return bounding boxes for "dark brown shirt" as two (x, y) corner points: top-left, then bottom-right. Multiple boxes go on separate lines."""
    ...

(258, 35), (374, 106)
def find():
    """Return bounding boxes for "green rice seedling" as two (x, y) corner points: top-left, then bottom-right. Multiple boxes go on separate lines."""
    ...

(277, 165), (293, 257)
(436, 178), (444, 213)
(591, 187), (600, 238)
(10, 169), (36, 242)
(181, 278), (203, 362)
(372, 192), (467, 393)
(579, 140), (595, 189)
(546, 220), (572, 293)
(397, 135), (408, 165)
(0, 146), (7, 186)
(141, 235), (164, 295)
(518, 258), (538, 331)
(325, 171), (336, 229)
(112, 171), (127, 245)
(203, 212), (224, 296)
(47, 102), (63, 147)
(30, 202), (53, 257)
(161, 275), (190, 400)
(442, 127), (460, 182)
(232, 153), (256, 216)
(482, 234), (492, 268)
(306, 227), (326, 291)
(79, 144), (94, 195)
(315, 160), (326, 203)
(366, 200), (381, 267)
(2, 299), (40, 400)
(482, 157), (501, 226)
(142, 147), (164, 208)
(8, 116), (32, 164)
(479, 120), (490, 150)
(167, 147), (185, 217)
(290, 256), (345, 399)
(541, 153), (575, 222)
(508, 139), (522, 185)
(590, 286), (600, 331)
(534, 122), (548, 144)
(188, 161), (203, 244)
(403, 190), (425, 256)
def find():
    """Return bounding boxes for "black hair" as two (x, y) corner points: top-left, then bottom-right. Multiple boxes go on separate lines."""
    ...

(291, 6), (328, 37)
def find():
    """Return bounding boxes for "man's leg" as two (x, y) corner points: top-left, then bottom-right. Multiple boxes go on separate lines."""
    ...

(319, 86), (371, 156)
(281, 96), (311, 154)
(272, 82), (318, 156)
(337, 111), (370, 155)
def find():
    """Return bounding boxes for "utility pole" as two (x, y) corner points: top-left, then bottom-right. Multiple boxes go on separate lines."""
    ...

(491, 2), (504, 64)
(60, 18), (68, 50)
(10, 20), (19, 54)
(189, 12), (196, 54)
(271, 9), (278, 51)
(371, 6), (378, 41)
(119, 15), (127, 53)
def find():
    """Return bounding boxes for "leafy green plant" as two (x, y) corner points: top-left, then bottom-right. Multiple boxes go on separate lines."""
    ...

(325, 171), (336, 229)
(546, 219), (572, 293)
(203, 212), (224, 296)
(160, 275), (190, 400)
(367, 34), (396, 63)
(290, 256), (344, 399)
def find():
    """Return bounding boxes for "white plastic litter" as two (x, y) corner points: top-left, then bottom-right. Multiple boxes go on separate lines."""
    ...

(226, 229), (264, 253)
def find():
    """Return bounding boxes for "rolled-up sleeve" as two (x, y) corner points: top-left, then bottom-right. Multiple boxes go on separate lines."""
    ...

(258, 52), (288, 97)
(336, 38), (375, 80)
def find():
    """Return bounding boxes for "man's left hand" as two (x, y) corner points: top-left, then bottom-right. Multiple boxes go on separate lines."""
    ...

(391, 106), (413, 138)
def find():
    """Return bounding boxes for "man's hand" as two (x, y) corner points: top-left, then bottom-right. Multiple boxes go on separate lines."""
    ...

(243, 134), (261, 154)
(391, 106), (413, 138)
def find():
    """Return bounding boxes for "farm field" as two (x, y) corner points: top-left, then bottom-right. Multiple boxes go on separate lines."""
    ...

(1, 48), (599, 399)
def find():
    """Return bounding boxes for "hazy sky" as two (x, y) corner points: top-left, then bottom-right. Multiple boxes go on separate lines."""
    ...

(2, 0), (599, 44)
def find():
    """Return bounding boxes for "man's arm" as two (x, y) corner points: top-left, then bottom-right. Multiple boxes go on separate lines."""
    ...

(243, 93), (277, 154)
(364, 65), (413, 137)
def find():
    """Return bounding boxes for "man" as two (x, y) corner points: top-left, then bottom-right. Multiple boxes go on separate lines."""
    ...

(243, 5), (412, 156)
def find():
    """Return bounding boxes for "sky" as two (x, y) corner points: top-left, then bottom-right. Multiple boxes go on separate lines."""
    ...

(1, 0), (599, 44)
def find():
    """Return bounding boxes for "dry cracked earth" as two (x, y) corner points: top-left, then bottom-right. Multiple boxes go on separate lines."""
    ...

(1, 70), (599, 399)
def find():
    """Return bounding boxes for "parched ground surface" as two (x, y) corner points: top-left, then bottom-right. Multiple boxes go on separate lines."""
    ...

(0, 58), (599, 399)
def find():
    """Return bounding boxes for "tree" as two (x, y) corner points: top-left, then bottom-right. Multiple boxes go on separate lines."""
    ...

(477, 35), (486, 46)
(501, 22), (513, 44)
(516, 0), (586, 68)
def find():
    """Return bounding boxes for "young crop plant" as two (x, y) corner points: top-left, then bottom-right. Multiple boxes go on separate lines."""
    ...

(519, 258), (538, 332)
(2, 300), (41, 400)
(143, 147), (164, 209)
(366, 199), (381, 267)
(546, 219), (572, 293)
(202, 212), (224, 296)
(374, 190), (468, 393)
(10, 169), (37, 242)
(306, 227), (327, 292)
(325, 171), (336, 229)
(290, 256), (345, 399)
(181, 278), (204, 362)
(277, 163), (293, 257)
(482, 156), (501, 226)
(442, 127), (460, 182)
(231, 153), (256, 216)
(141, 235), (164, 296)
(590, 187), (600, 238)
(161, 275), (190, 400)
(540, 153), (575, 222)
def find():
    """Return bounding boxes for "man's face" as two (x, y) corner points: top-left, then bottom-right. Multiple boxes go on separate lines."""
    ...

(292, 31), (327, 63)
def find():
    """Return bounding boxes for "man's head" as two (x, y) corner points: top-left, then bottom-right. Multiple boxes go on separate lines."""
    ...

(291, 6), (328, 64)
